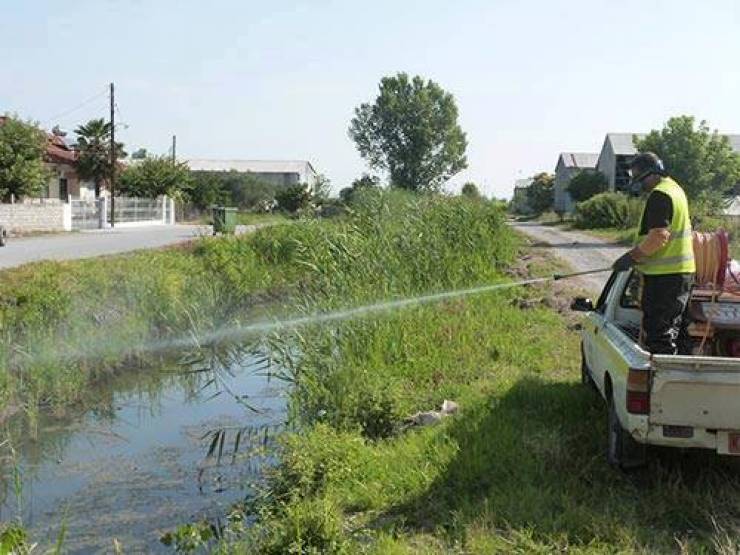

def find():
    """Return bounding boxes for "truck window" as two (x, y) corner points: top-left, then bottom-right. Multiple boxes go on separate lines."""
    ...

(620, 270), (641, 309)
(595, 271), (618, 313)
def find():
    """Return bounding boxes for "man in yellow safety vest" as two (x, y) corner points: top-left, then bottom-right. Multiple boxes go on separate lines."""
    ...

(612, 152), (695, 354)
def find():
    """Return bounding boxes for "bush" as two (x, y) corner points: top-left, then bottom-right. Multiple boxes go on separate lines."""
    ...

(275, 184), (312, 213)
(574, 192), (633, 229)
(567, 171), (608, 202)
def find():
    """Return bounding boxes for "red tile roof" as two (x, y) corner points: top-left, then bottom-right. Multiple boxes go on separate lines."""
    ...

(0, 117), (78, 165)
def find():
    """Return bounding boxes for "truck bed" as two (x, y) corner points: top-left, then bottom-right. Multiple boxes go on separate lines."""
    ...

(650, 354), (740, 452)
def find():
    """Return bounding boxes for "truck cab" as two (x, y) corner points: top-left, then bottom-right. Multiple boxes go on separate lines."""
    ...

(574, 269), (740, 469)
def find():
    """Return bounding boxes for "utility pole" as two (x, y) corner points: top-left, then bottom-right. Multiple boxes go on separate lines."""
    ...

(171, 134), (176, 163)
(109, 82), (116, 228)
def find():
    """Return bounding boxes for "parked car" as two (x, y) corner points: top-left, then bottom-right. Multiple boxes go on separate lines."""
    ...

(572, 269), (740, 469)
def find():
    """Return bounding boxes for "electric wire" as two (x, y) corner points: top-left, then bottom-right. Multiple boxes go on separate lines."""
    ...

(42, 88), (109, 126)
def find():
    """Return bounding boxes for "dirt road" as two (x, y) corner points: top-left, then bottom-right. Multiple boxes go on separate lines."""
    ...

(509, 222), (626, 293)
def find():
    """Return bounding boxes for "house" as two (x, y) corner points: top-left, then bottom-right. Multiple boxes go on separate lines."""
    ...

(187, 159), (319, 190)
(510, 178), (534, 214)
(553, 152), (599, 214)
(44, 131), (97, 200)
(595, 133), (646, 193)
(0, 117), (96, 201)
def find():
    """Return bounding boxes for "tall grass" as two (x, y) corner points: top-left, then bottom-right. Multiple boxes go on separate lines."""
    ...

(207, 192), (740, 554)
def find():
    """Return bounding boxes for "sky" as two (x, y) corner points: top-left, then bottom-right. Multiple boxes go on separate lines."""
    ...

(2, 0), (740, 198)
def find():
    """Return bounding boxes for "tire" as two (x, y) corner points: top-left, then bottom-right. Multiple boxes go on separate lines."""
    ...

(607, 392), (647, 470)
(0, 227), (6, 247)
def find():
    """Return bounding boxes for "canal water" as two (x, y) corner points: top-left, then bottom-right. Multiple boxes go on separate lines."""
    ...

(0, 348), (287, 553)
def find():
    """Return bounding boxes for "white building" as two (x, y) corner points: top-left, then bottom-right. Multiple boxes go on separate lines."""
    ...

(553, 152), (599, 214)
(187, 159), (318, 190)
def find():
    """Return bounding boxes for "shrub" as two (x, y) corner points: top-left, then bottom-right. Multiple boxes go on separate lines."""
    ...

(275, 184), (312, 213)
(567, 170), (608, 202)
(574, 192), (631, 229)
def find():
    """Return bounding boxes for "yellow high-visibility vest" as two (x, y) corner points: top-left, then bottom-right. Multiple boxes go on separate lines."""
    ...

(636, 177), (695, 275)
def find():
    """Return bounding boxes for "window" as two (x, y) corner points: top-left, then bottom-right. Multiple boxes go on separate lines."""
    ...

(595, 271), (618, 313)
(619, 270), (641, 309)
(59, 178), (68, 201)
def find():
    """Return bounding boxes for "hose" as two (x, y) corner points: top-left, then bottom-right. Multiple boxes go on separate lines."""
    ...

(692, 230), (729, 288)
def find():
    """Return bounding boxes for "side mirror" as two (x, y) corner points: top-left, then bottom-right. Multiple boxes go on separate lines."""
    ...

(571, 297), (594, 312)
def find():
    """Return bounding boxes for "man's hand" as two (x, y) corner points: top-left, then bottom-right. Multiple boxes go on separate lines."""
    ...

(612, 251), (637, 272)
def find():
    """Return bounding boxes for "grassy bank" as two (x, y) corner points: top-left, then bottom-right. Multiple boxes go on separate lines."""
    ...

(4, 191), (740, 552)
(212, 198), (739, 553)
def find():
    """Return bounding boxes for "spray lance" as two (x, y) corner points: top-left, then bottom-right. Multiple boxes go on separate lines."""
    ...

(103, 266), (616, 358)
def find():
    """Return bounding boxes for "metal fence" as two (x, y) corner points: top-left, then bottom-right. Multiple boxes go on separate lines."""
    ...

(71, 199), (102, 230)
(107, 196), (164, 224)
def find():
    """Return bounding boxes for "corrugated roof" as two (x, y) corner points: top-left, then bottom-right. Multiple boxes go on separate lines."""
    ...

(559, 152), (599, 169)
(187, 159), (315, 175)
(605, 132), (740, 156)
(606, 133), (646, 155)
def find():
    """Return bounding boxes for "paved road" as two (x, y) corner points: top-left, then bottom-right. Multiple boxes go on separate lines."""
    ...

(0, 224), (260, 269)
(509, 221), (626, 293)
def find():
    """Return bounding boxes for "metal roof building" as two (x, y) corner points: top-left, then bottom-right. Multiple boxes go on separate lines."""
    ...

(553, 152), (599, 214)
(187, 159), (318, 188)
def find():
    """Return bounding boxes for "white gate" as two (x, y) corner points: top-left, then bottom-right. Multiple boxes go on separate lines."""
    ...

(70, 199), (102, 230)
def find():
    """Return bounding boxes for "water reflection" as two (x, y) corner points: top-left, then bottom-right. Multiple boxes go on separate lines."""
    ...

(0, 343), (286, 553)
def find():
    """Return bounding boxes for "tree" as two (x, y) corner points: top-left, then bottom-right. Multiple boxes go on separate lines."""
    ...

(275, 184), (312, 213)
(461, 181), (482, 199)
(0, 116), (49, 201)
(189, 172), (230, 209)
(118, 156), (192, 199)
(526, 172), (554, 214)
(339, 174), (380, 204)
(74, 118), (126, 197)
(312, 173), (332, 202)
(130, 148), (148, 160)
(634, 116), (740, 207)
(349, 72), (468, 192)
(567, 170), (608, 202)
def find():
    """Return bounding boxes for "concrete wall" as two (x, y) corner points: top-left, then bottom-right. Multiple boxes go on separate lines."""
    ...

(0, 199), (72, 233)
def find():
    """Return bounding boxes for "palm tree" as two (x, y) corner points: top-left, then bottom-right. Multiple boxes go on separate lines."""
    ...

(74, 118), (125, 197)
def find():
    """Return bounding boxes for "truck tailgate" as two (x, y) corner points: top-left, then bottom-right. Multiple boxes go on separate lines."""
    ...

(650, 355), (740, 430)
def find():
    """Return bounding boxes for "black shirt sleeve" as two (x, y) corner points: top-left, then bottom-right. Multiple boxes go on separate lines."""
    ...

(639, 190), (673, 235)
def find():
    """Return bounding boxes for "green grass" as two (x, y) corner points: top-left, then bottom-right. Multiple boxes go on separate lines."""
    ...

(234, 211), (291, 226)
(4, 191), (740, 553)
(211, 196), (740, 553)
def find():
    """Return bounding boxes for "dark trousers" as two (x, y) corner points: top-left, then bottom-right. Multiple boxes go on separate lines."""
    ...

(641, 273), (694, 355)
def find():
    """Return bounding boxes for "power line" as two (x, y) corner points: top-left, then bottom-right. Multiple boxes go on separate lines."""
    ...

(42, 87), (108, 125)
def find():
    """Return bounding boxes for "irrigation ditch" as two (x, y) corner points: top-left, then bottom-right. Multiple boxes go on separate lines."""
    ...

(4, 192), (685, 553)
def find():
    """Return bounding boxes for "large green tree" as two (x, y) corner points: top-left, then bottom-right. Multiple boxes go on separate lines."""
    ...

(461, 181), (482, 199)
(349, 73), (468, 192)
(0, 116), (49, 201)
(634, 116), (740, 208)
(567, 170), (608, 202)
(526, 172), (555, 214)
(119, 156), (193, 199)
(74, 118), (126, 197)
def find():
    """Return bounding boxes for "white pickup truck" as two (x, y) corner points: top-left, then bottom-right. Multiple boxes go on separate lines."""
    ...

(573, 269), (740, 469)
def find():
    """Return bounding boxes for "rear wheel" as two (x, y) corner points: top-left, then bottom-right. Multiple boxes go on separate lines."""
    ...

(607, 392), (647, 470)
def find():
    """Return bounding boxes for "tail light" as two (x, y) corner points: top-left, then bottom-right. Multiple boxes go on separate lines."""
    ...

(626, 368), (651, 414)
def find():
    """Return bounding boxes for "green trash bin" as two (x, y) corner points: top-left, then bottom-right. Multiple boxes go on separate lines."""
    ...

(212, 206), (237, 235)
